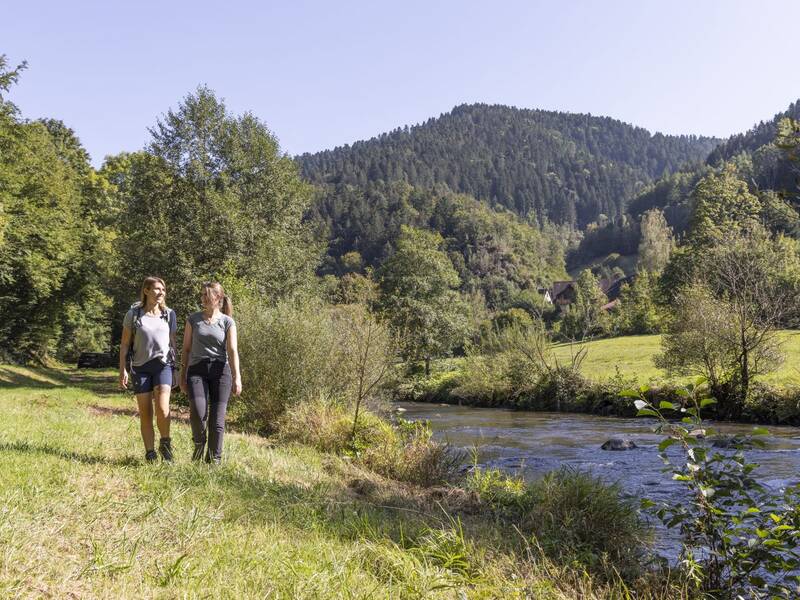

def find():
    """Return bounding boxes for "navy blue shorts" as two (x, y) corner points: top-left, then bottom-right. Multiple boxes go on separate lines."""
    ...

(132, 358), (173, 394)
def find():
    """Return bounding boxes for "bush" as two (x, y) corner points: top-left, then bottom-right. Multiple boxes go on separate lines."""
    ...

(742, 382), (800, 425)
(464, 465), (649, 580)
(525, 469), (648, 579)
(236, 299), (393, 434)
(236, 299), (342, 432)
(517, 366), (590, 412)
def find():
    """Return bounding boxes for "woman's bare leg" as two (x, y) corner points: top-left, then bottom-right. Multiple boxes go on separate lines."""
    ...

(136, 392), (155, 451)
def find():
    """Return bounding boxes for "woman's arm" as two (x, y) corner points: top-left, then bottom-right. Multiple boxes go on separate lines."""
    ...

(226, 324), (242, 396)
(179, 322), (193, 394)
(119, 326), (132, 389)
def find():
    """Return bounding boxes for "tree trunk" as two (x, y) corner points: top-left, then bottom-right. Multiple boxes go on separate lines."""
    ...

(424, 356), (431, 377)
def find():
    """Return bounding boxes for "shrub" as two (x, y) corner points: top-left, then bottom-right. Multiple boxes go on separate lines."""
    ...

(524, 468), (648, 579)
(236, 299), (341, 432)
(236, 299), (394, 435)
(464, 465), (648, 580)
(629, 382), (800, 598)
(742, 382), (800, 425)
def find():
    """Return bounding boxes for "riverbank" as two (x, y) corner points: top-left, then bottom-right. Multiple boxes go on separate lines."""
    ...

(0, 364), (684, 599)
(397, 332), (800, 425)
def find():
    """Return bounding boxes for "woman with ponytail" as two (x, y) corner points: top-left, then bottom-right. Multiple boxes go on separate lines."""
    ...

(119, 276), (178, 462)
(179, 282), (242, 463)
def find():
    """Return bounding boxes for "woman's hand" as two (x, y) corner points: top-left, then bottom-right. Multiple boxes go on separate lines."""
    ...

(119, 369), (129, 389)
(233, 377), (242, 396)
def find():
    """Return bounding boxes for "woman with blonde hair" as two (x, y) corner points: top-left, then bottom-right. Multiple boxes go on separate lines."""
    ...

(180, 282), (242, 463)
(119, 276), (178, 462)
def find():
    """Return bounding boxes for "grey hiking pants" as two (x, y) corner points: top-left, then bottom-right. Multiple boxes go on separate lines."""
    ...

(187, 360), (232, 462)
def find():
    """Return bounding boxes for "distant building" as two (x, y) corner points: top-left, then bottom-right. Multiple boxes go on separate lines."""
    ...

(548, 274), (631, 311)
(550, 280), (578, 307)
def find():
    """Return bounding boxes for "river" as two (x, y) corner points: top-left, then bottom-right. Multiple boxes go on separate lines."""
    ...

(396, 401), (800, 557)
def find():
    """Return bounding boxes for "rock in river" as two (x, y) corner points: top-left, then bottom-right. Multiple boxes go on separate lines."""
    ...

(601, 438), (638, 451)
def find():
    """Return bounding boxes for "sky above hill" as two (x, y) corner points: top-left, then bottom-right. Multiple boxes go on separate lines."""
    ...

(3, 0), (799, 165)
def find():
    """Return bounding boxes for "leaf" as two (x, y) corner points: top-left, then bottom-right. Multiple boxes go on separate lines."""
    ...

(638, 384), (650, 394)
(700, 486), (715, 498)
(659, 401), (676, 410)
(752, 427), (769, 436)
(769, 513), (782, 524)
(658, 438), (677, 452)
(700, 398), (717, 408)
(674, 388), (690, 397)
(693, 375), (708, 386)
(619, 389), (641, 398)
(637, 408), (658, 418)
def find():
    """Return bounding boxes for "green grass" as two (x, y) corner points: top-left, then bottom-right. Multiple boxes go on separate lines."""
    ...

(550, 330), (800, 388)
(0, 364), (678, 599)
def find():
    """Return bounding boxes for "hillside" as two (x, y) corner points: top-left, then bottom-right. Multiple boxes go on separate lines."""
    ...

(299, 103), (719, 229)
(706, 99), (800, 166)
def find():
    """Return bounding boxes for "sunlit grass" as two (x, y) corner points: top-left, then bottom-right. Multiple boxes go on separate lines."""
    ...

(0, 364), (683, 598)
(550, 330), (800, 388)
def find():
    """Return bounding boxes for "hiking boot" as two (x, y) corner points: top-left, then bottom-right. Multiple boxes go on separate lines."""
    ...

(145, 449), (158, 463)
(192, 442), (205, 462)
(159, 437), (173, 462)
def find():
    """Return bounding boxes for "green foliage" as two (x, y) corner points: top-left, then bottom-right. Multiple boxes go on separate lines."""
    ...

(376, 226), (469, 369)
(465, 465), (648, 581)
(236, 299), (344, 432)
(559, 269), (611, 340)
(105, 87), (320, 323)
(689, 165), (762, 247)
(0, 61), (114, 360)
(301, 103), (717, 229)
(312, 183), (567, 311)
(629, 383), (800, 599)
(657, 229), (799, 417)
(636, 208), (673, 275)
(236, 298), (394, 435)
(613, 271), (664, 335)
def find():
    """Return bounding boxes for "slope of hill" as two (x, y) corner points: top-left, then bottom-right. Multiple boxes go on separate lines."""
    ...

(299, 103), (719, 228)
(707, 100), (800, 165)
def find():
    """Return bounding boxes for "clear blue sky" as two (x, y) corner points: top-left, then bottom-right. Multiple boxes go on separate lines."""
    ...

(3, 0), (799, 165)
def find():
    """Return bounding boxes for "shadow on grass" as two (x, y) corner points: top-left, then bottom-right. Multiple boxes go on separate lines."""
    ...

(88, 404), (191, 424)
(0, 365), (67, 390)
(0, 439), (140, 468)
(166, 457), (485, 555)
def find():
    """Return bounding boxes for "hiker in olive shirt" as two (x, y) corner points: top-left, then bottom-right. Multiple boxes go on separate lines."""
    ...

(119, 276), (178, 463)
(180, 282), (242, 463)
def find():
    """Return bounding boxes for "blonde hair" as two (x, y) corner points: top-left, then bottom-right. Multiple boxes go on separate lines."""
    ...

(202, 282), (233, 316)
(138, 276), (168, 312)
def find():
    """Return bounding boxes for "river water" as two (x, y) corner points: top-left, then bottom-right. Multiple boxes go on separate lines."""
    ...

(396, 401), (800, 556)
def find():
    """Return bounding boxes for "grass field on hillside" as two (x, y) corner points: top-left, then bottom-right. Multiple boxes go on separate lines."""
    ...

(551, 331), (800, 388)
(0, 364), (668, 599)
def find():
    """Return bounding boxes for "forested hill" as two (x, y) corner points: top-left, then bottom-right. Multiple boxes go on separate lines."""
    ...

(298, 103), (720, 228)
(707, 100), (800, 166)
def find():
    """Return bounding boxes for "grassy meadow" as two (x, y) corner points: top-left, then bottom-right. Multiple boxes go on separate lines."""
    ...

(0, 364), (681, 599)
(553, 331), (800, 388)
